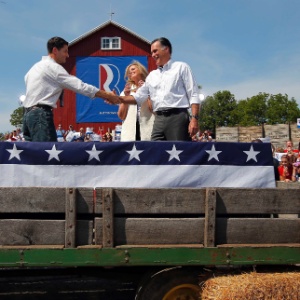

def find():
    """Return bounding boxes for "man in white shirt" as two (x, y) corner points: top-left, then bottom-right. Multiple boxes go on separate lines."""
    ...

(107, 37), (200, 141)
(23, 36), (115, 142)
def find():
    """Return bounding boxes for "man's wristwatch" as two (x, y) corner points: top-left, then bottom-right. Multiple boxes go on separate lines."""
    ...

(191, 114), (199, 120)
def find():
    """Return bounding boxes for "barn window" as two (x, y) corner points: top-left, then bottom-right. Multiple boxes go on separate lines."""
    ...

(101, 37), (121, 50)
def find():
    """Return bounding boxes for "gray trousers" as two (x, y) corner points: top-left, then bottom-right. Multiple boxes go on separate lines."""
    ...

(151, 110), (191, 141)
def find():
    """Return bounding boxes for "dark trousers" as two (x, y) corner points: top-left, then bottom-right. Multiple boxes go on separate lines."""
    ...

(151, 110), (191, 141)
(23, 107), (57, 142)
(136, 121), (141, 141)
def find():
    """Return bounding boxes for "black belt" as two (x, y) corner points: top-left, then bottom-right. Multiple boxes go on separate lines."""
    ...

(25, 104), (52, 112)
(155, 108), (187, 116)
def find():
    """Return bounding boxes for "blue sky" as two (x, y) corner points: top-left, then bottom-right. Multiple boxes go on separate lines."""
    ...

(0, 0), (299, 132)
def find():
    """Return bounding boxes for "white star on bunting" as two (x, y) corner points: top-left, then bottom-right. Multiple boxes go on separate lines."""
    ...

(243, 145), (260, 162)
(45, 145), (63, 161)
(7, 144), (23, 161)
(166, 144), (183, 161)
(127, 144), (143, 162)
(206, 144), (222, 161)
(86, 144), (103, 161)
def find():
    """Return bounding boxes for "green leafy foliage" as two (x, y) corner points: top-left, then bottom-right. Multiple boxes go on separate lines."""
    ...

(199, 90), (238, 131)
(9, 107), (24, 128)
(199, 91), (299, 133)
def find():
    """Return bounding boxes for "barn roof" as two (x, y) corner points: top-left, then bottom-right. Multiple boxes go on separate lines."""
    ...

(69, 20), (151, 46)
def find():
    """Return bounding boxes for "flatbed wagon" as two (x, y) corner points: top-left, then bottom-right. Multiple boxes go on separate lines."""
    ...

(0, 185), (299, 299)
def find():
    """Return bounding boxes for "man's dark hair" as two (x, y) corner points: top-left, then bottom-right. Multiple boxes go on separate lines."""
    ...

(151, 37), (172, 54)
(47, 37), (68, 53)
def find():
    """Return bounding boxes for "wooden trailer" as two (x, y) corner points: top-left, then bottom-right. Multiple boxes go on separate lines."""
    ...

(0, 186), (299, 299)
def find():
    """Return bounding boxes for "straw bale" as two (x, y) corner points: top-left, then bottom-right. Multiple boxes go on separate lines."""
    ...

(201, 272), (300, 300)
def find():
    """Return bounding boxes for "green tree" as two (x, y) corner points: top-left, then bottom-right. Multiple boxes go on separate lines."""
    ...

(235, 93), (269, 126)
(10, 107), (24, 128)
(266, 94), (300, 124)
(199, 90), (237, 132)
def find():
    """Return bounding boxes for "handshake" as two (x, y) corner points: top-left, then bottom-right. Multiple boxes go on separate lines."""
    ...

(96, 90), (123, 105)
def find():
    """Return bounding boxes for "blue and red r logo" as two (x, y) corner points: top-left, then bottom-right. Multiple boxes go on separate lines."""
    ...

(99, 64), (121, 95)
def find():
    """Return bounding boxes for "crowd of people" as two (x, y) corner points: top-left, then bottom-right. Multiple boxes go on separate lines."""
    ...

(3, 128), (24, 142)
(276, 140), (300, 182)
(56, 124), (114, 143)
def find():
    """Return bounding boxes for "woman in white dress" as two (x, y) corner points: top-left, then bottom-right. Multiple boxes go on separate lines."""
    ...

(118, 61), (154, 141)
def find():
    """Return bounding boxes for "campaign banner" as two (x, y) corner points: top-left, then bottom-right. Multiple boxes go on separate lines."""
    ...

(76, 56), (148, 122)
(0, 141), (276, 188)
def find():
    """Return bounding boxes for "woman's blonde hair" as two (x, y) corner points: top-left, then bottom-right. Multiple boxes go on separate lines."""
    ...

(124, 61), (148, 84)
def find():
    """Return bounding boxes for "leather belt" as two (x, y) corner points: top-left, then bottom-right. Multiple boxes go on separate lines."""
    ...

(25, 104), (52, 112)
(155, 108), (187, 116)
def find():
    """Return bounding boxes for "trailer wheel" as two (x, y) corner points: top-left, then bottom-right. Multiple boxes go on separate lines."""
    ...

(135, 267), (201, 300)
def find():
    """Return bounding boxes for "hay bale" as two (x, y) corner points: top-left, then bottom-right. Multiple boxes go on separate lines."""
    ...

(201, 272), (300, 300)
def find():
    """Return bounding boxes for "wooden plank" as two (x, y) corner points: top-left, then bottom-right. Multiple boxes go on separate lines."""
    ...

(276, 182), (300, 189)
(0, 187), (66, 213)
(216, 188), (300, 214)
(97, 188), (206, 214)
(0, 245), (64, 249)
(76, 188), (94, 214)
(0, 187), (94, 214)
(77, 245), (102, 249)
(76, 220), (94, 246)
(0, 219), (93, 246)
(0, 220), (65, 245)
(218, 244), (300, 248)
(95, 218), (204, 246)
(116, 244), (204, 248)
(65, 188), (76, 248)
(216, 218), (300, 244)
(102, 188), (114, 247)
(204, 188), (216, 247)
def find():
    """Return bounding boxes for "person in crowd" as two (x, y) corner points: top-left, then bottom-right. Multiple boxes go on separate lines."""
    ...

(5, 132), (13, 142)
(22, 36), (117, 142)
(10, 130), (20, 142)
(16, 128), (23, 141)
(64, 125), (75, 141)
(118, 61), (154, 141)
(199, 130), (212, 142)
(56, 124), (65, 142)
(84, 134), (91, 142)
(284, 140), (298, 164)
(102, 128), (113, 142)
(284, 140), (299, 156)
(292, 159), (300, 182)
(278, 154), (293, 182)
(105, 37), (200, 141)
(71, 127), (85, 142)
(84, 128), (94, 142)
(97, 126), (104, 136)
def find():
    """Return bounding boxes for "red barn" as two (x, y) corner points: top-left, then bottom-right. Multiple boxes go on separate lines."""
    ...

(53, 20), (156, 135)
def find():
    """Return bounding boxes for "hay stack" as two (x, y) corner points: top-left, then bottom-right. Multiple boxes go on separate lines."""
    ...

(201, 272), (300, 300)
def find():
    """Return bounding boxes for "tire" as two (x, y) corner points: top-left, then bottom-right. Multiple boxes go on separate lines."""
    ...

(135, 267), (203, 300)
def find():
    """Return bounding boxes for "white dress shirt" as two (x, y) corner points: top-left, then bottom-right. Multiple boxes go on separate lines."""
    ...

(24, 56), (99, 108)
(133, 60), (200, 111)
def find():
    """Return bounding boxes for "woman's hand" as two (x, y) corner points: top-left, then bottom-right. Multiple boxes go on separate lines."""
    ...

(124, 83), (132, 96)
(137, 80), (145, 88)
